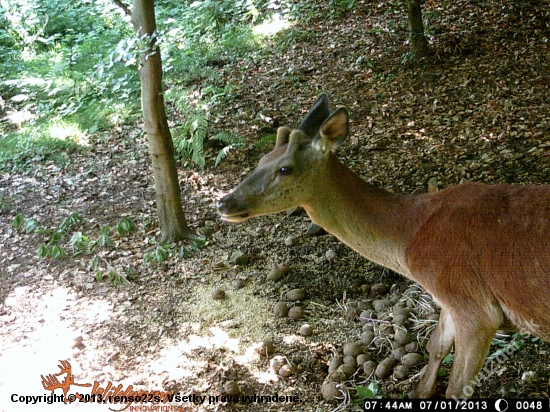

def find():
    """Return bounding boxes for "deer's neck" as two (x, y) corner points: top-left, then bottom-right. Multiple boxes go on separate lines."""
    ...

(302, 156), (425, 275)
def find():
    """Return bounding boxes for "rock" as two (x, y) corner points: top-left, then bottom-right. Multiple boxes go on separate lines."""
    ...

(394, 364), (410, 380)
(338, 363), (355, 378)
(373, 299), (392, 313)
(288, 306), (305, 319)
(229, 251), (249, 265)
(286, 288), (306, 301)
(360, 330), (375, 346)
(279, 364), (293, 378)
(356, 353), (371, 365)
(375, 357), (396, 379)
(325, 249), (337, 261)
(270, 355), (286, 373)
(232, 279), (245, 290)
(363, 360), (377, 376)
(224, 381), (240, 396)
(273, 301), (289, 318)
(267, 263), (290, 281)
(405, 341), (419, 353)
(321, 382), (341, 401)
(212, 287), (226, 300)
(328, 356), (343, 373)
(343, 341), (364, 357)
(286, 207), (302, 216)
(299, 324), (312, 336)
(402, 353), (424, 367)
(284, 236), (297, 246)
(343, 355), (357, 368)
(371, 283), (389, 295)
(307, 223), (326, 236)
(394, 330), (411, 345)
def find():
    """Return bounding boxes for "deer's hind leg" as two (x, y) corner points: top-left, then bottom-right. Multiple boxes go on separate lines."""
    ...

(412, 307), (455, 398)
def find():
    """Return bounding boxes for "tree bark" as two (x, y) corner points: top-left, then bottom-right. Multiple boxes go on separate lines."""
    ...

(131, 0), (195, 242)
(407, 0), (428, 58)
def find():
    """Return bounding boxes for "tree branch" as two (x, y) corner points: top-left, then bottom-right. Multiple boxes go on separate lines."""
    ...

(113, 0), (132, 17)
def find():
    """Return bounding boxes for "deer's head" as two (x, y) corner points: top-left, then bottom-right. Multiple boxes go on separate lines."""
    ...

(217, 94), (349, 222)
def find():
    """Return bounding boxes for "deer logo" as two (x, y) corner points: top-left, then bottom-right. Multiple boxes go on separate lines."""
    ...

(41, 360), (91, 403)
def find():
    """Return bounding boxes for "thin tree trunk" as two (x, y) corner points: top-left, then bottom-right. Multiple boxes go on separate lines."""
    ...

(131, 0), (195, 242)
(408, 0), (428, 58)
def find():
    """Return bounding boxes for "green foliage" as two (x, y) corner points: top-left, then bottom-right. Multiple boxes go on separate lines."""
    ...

(12, 213), (25, 229)
(12, 212), (137, 261)
(117, 217), (136, 237)
(355, 382), (380, 402)
(256, 133), (277, 148)
(107, 271), (125, 286)
(0, 0), (138, 171)
(98, 226), (113, 247)
(173, 110), (209, 169)
(1, 0), (289, 171)
(213, 131), (244, 167)
(327, 0), (357, 18)
(144, 244), (173, 264)
(169, 88), (244, 169)
(0, 132), (81, 172)
(144, 236), (206, 264)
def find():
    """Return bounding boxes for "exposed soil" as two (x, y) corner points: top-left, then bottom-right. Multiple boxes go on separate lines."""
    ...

(1, 1), (549, 411)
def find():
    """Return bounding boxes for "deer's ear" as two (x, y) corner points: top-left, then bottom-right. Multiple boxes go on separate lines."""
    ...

(314, 107), (349, 154)
(275, 126), (291, 148)
(298, 94), (331, 137)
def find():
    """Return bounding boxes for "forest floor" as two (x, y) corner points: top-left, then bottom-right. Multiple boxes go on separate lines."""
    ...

(1, 0), (550, 411)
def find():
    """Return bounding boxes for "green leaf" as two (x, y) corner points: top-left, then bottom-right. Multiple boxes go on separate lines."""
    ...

(50, 245), (66, 259)
(117, 217), (136, 236)
(49, 231), (63, 245)
(70, 231), (90, 253)
(178, 245), (191, 257)
(356, 382), (379, 399)
(98, 226), (112, 247)
(25, 218), (38, 233)
(36, 244), (49, 258)
(90, 256), (99, 270)
(13, 213), (25, 228)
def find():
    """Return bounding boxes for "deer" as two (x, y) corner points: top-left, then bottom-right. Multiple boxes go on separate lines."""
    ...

(217, 94), (550, 399)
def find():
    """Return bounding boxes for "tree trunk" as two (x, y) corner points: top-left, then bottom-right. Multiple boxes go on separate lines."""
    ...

(131, 0), (195, 242)
(407, 0), (428, 58)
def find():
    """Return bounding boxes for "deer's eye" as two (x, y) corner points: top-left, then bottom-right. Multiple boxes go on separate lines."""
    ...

(279, 166), (293, 176)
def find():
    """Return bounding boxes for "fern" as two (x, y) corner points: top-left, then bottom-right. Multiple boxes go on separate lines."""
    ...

(167, 91), (245, 168)
(212, 131), (244, 167)
(173, 112), (208, 169)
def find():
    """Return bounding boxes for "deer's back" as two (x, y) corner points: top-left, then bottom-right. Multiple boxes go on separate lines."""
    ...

(405, 182), (550, 338)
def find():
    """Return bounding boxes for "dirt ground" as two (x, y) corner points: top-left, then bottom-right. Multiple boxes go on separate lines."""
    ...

(1, 1), (549, 411)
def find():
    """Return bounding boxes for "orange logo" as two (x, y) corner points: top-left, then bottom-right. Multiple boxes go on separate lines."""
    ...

(41, 360), (92, 403)
(38, 360), (174, 411)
